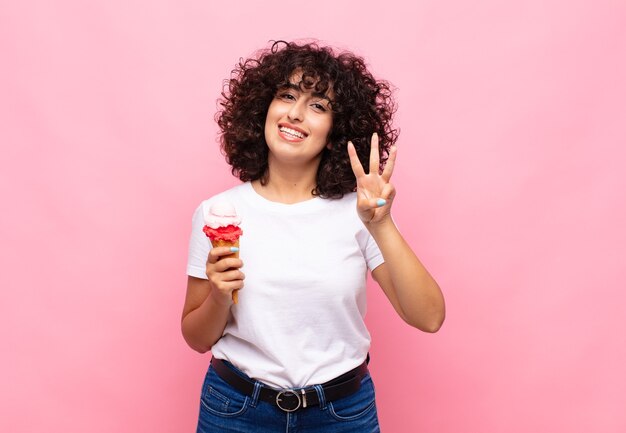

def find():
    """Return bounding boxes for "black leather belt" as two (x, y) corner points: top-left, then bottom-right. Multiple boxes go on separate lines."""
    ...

(210, 356), (369, 412)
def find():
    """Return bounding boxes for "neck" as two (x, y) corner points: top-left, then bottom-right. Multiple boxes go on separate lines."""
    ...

(254, 158), (319, 204)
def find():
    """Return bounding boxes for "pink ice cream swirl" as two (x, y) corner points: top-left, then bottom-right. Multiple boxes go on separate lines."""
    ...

(203, 202), (242, 242)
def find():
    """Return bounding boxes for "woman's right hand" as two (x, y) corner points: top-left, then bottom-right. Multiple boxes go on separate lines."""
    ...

(205, 247), (245, 306)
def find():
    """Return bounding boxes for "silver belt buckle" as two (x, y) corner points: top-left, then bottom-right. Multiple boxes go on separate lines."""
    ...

(276, 389), (301, 412)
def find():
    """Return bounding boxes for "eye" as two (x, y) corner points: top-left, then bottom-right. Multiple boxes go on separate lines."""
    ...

(311, 102), (328, 112)
(278, 92), (296, 101)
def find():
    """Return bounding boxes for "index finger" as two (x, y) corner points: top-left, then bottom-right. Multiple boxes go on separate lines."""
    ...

(347, 141), (366, 178)
(369, 132), (380, 175)
(208, 246), (239, 264)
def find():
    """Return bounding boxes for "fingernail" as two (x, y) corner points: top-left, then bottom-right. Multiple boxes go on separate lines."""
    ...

(376, 199), (387, 207)
(230, 247), (239, 252)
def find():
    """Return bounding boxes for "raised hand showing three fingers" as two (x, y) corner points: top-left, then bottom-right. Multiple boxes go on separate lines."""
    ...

(347, 132), (397, 225)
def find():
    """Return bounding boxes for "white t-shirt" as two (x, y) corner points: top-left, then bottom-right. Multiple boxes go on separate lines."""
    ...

(187, 182), (384, 389)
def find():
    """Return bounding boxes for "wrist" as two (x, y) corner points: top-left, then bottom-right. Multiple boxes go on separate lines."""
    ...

(208, 288), (233, 308)
(363, 214), (395, 232)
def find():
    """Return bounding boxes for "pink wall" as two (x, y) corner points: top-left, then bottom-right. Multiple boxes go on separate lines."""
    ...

(2, 1), (625, 432)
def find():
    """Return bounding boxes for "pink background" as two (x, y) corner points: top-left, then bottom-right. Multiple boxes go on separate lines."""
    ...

(2, 1), (625, 432)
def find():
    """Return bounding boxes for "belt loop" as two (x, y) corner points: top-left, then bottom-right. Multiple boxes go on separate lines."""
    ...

(250, 381), (262, 408)
(313, 384), (327, 410)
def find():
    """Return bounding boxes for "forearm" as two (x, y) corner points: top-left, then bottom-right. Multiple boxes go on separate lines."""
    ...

(367, 217), (445, 332)
(181, 291), (231, 353)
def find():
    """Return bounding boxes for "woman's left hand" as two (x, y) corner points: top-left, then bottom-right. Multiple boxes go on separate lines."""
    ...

(347, 133), (397, 225)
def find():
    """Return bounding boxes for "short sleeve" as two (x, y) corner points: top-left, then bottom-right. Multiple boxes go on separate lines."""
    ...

(186, 202), (211, 279)
(364, 232), (384, 271)
(364, 215), (402, 271)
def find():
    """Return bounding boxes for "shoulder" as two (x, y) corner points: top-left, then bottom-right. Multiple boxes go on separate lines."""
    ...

(191, 182), (250, 220)
(318, 192), (364, 227)
(323, 192), (359, 217)
(322, 192), (357, 209)
(195, 182), (250, 209)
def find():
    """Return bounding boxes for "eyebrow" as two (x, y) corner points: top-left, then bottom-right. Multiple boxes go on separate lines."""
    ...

(281, 83), (333, 102)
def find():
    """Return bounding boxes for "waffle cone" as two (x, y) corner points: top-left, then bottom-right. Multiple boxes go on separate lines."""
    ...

(211, 239), (240, 258)
(210, 238), (240, 303)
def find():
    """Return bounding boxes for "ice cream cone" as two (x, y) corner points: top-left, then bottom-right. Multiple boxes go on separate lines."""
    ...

(210, 238), (241, 303)
(212, 239), (240, 258)
(204, 202), (243, 304)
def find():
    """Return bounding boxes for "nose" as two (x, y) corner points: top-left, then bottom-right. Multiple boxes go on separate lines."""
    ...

(287, 99), (305, 122)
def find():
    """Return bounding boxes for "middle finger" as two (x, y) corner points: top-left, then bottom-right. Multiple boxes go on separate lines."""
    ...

(212, 257), (243, 272)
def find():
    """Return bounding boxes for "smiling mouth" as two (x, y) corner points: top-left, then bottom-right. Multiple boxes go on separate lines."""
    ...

(278, 125), (307, 140)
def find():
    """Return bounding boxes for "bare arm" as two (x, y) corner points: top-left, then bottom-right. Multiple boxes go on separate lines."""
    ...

(369, 223), (445, 332)
(181, 247), (244, 353)
(348, 134), (445, 332)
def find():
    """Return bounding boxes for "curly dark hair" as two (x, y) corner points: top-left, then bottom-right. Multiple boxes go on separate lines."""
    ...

(216, 40), (398, 199)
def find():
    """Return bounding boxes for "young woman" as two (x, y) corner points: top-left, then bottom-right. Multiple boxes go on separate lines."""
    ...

(182, 40), (445, 432)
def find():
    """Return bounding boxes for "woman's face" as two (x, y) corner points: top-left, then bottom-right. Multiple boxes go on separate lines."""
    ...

(264, 71), (333, 168)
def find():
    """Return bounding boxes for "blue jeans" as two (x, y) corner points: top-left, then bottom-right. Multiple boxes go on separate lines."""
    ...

(196, 362), (380, 432)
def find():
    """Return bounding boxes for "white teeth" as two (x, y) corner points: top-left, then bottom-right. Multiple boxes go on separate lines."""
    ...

(279, 126), (305, 139)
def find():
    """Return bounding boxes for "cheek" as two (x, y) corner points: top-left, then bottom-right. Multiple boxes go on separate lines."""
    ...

(320, 118), (333, 139)
(264, 104), (278, 137)
(264, 114), (270, 139)
(265, 99), (282, 119)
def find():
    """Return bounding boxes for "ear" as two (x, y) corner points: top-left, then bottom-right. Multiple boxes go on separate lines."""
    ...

(326, 142), (332, 149)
